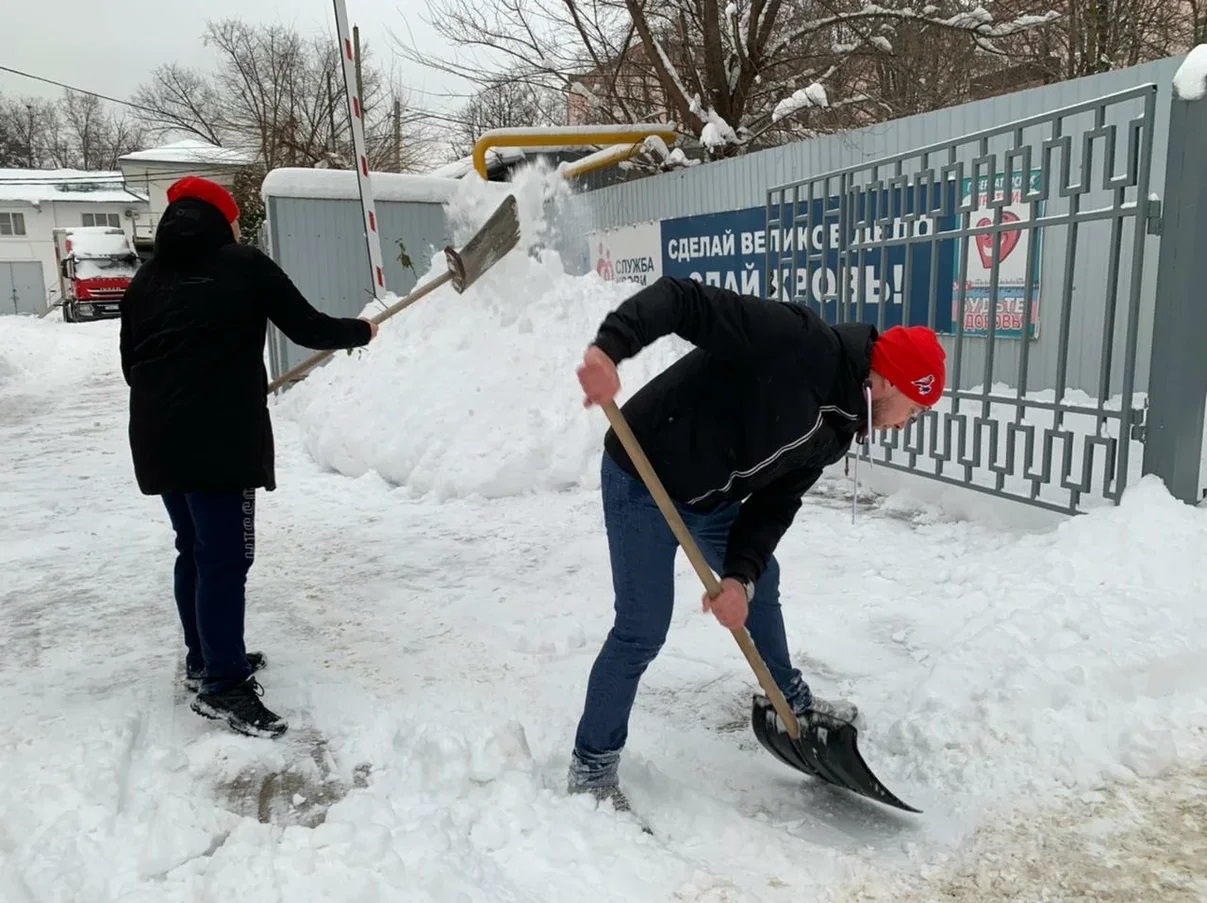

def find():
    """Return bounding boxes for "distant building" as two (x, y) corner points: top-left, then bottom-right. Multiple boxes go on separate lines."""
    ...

(0, 168), (148, 314)
(118, 139), (254, 256)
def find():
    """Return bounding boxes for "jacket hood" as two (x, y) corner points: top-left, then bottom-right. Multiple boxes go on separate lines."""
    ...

(152, 197), (235, 265)
(830, 320), (878, 416)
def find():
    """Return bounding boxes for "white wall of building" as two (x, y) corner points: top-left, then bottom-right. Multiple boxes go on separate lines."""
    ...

(0, 198), (147, 307)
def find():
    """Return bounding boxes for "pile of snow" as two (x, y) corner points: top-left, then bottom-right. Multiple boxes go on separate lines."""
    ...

(1174, 44), (1207, 102)
(0, 314), (118, 388)
(275, 164), (691, 499)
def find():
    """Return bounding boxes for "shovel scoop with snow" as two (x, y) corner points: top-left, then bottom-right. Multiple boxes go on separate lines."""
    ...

(749, 694), (920, 812)
(600, 399), (921, 815)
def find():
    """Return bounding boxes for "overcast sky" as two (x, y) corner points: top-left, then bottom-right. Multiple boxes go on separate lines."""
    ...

(1, 0), (470, 125)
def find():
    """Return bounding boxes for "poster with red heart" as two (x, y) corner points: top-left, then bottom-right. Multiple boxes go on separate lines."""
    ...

(954, 170), (1043, 339)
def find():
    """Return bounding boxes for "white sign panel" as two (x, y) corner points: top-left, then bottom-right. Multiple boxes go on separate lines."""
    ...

(588, 221), (662, 287)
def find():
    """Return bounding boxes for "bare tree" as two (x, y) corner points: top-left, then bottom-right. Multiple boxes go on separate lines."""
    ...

(132, 18), (438, 172)
(131, 64), (226, 146)
(0, 96), (60, 168)
(0, 117), (22, 168)
(395, 0), (1061, 162)
(0, 89), (148, 170)
(452, 77), (566, 157)
(1049, 0), (1198, 76)
(955, 0), (1205, 85)
(51, 91), (149, 170)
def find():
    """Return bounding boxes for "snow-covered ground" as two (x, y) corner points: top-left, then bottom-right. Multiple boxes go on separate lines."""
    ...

(3, 172), (1207, 901)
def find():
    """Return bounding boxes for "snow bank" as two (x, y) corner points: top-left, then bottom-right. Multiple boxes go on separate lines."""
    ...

(275, 163), (690, 499)
(6, 271), (1207, 899)
(0, 314), (119, 387)
(859, 475), (1207, 815)
(1174, 44), (1207, 102)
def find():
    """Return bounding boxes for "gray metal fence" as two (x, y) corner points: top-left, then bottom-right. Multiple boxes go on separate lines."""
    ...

(764, 84), (1161, 514)
(559, 57), (1185, 402)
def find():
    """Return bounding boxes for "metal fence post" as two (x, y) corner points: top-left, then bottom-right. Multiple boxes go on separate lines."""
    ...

(1141, 66), (1207, 504)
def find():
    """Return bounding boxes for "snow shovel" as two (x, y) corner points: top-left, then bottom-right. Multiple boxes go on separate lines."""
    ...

(599, 400), (921, 814)
(267, 193), (522, 393)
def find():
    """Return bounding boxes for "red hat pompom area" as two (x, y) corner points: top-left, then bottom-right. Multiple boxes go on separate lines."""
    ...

(871, 325), (947, 406)
(166, 175), (240, 224)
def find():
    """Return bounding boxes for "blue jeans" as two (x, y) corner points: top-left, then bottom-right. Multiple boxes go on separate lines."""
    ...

(162, 490), (256, 694)
(573, 453), (810, 765)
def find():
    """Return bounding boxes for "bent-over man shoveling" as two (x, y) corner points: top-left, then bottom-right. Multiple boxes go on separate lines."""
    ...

(568, 274), (946, 814)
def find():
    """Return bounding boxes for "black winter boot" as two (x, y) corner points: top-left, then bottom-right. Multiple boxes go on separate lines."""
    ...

(184, 651), (266, 691)
(190, 676), (288, 738)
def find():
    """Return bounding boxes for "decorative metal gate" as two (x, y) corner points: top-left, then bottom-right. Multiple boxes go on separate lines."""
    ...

(764, 84), (1160, 514)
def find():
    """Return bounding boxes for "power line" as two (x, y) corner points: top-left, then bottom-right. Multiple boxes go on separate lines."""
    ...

(0, 61), (468, 139)
(0, 64), (164, 119)
(0, 61), (482, 174)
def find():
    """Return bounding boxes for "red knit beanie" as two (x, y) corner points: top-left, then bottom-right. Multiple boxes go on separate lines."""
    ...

(871, 325), (947, 406)
(166, 176), (240, 224)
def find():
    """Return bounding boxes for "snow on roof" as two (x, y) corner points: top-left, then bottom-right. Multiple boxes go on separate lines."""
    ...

(0, 169), (148, 205)
(261, 166), (507, 204)
(64, 226), (135, 258)
(119, 139), (253, 166)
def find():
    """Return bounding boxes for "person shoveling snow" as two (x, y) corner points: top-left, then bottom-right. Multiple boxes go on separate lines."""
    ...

(569, 275), (946, 814)
(119, 176), (379, 739)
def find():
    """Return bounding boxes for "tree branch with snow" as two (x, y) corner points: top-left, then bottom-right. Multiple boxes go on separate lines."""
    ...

(394, 0), (1069, 166)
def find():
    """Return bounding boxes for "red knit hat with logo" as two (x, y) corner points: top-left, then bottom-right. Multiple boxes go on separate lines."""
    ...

(166, 176), (240, 224)
(871, 325), (947, 406)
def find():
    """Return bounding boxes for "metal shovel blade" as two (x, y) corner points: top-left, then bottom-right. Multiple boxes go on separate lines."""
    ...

(750, 694), (921, 813)
(444, 193), (522, 294)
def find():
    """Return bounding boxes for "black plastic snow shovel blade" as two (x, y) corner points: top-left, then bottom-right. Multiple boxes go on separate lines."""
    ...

(750, 694), (921, 813)
(444, 193), (522, 293)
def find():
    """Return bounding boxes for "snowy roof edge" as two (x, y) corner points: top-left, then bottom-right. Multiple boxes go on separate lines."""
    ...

(118, 139), (254, 166)
(260, 167), (508, 204)
(0, 169), (150, 204)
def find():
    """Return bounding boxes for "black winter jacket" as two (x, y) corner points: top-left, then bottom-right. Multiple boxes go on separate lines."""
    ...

(119, 198), (371, 496)
(592, 276), (876, 585)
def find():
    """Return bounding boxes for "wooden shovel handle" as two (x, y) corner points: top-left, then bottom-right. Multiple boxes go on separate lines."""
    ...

(267, 270), (454, 393)
(600, 400), (801, 739)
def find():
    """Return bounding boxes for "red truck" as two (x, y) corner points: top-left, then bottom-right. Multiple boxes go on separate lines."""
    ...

(53, 226), (141, 323)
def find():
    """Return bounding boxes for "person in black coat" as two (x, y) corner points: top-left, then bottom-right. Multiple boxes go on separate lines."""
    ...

(567, 275), (947, 812)
(119, 175), (377, 739)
